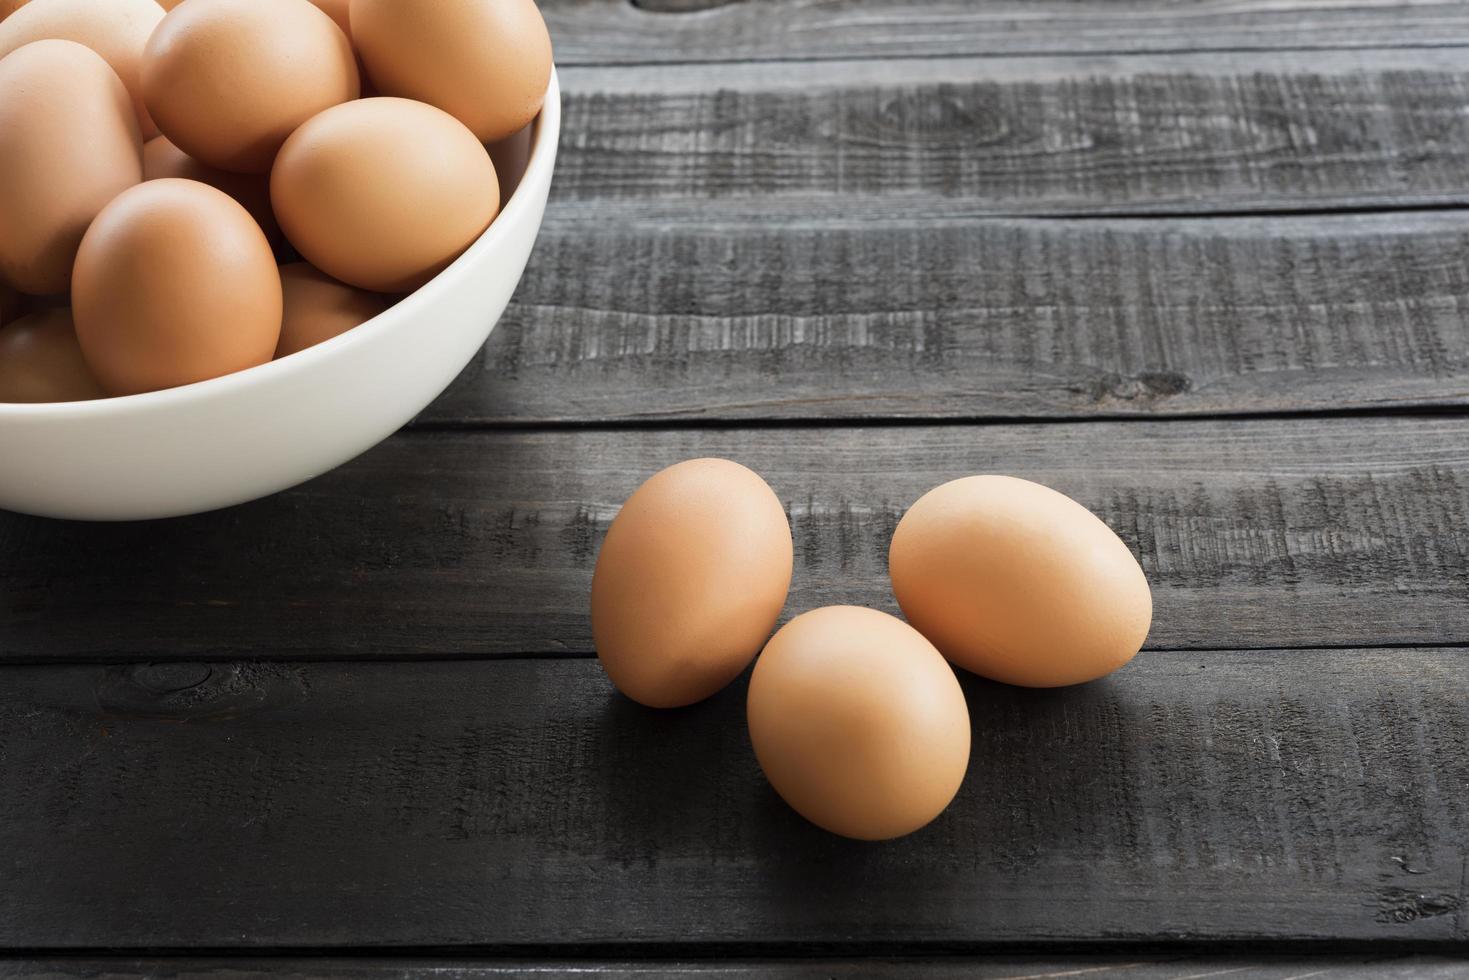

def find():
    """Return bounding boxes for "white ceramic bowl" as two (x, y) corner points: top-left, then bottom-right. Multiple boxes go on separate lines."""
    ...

(0, 71), (560, 521)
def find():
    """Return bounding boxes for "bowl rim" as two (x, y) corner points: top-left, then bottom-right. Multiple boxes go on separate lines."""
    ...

(0, 68), (562, 422)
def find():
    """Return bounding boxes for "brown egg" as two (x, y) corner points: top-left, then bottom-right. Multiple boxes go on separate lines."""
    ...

(0, 0), (164, 137)
(271, 98), (499, 293)
(72, 178), (281, 395)
(0, 40), (142, 295)
(890, 476), (1152, 688)
(0, 308), (106, 402)
(275, 262), (388, 358)
(592, 458), (793, 709)
(143, 135), (280, 248)
(142, 0), (358, 173)
(0, 0), (31, 21)
(747, 606), (971, 841)
(351, 0), (551, 143)
(307, 0), (349, 36)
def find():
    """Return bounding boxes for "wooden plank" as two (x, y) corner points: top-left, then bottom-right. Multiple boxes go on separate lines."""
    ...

(549, 49), (1469, 218)
(1, 649), (1464, 947)
(541, 0), (1469, 64)
(2, 417), (1467, 661)
(4, 955), (1468, 978)
(427, 210), (1469, 424)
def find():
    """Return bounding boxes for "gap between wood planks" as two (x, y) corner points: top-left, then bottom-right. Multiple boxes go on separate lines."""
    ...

(406, 404), (1469, 433)
(531, 201), (1469, 232)
(693, 201), (1469, 226)
(1, 938), (1468, 958)
(2, 943), (1469, 955)
(1, 642), (1463, 667)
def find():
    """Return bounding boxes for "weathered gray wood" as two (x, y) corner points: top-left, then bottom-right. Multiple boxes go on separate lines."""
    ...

(541, 0), (1469, 64)
(550, 49), (1469, 218)
(4, 956), (1468, 978)
(430, 210), (1469, 423)
(1, 649), (1464, 947)
(3, 417), (1467, 660)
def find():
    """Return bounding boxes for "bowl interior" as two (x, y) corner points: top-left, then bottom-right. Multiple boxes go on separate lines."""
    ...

(0, 69), (563, 422)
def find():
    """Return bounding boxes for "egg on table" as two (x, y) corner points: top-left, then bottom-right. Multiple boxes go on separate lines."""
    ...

(275, 262), (388, 358)
(747, 605), (971, 841)
(142, 0), (358, 173)
(72, 178), (281, 395)
(0, 307), (105, 402)
(592, 458), (794, 708)
(889, 475), (1152, 687)
(271, 97), (499, 293)
(0, 0), (164, 137)
(0, 39), (142, 295)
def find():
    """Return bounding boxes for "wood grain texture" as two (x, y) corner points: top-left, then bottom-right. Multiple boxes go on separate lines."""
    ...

(3, 418), (1467, 661)
(550, 49), (1469, 219)
(4, 955), (1468, 978)
(542, 0), (1469, 64)
(428, 210), (1469, 423)
(1, 650), (1464, 947)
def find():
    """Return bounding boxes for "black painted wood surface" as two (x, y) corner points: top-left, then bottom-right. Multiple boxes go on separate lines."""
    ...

(540, 0), (1469, 63)
(4, 417), (1468, 661)
(548, 50), (1469, 219)
(4, 0), (1469, 972)
(4, 956), (1468, 979)
(430, 211), (1469, 423)
(2, 649), (1465, 947)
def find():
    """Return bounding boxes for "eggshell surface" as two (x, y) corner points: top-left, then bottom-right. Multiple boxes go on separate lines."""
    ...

(0, 308), (105, 402)
(271, 98), (499, 292)
(143, 135), (280, 247)
(142, 0), (358, 173)
(352, 0), (551, 143)
(307, 0), (349, 36)
(747, 606), (971, 841)
(72, 178), (281, 395)
(592, 458), (794, 709)
(0, 40), (142, 295)
(275, 262), (388, 358)
(0, 0), (164, 137)
(889, 475), (1152, 688)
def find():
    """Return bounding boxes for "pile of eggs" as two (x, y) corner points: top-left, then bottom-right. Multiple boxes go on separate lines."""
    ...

(592, 459), (1153, 840)
(0, 0), (551, 402)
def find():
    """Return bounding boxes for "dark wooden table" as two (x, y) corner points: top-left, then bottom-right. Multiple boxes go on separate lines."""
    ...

(4, 2), (1469, 977)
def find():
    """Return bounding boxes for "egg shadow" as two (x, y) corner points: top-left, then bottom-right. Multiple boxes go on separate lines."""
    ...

(734, 663), (1152, 940)
(958, 668), (1159, 890)
(591, 670), (764, 868)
